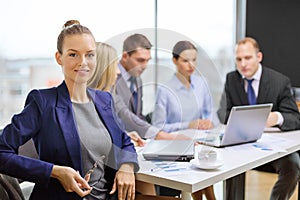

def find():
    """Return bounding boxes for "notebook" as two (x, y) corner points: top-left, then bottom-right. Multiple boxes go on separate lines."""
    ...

(142, 140), (194, 162)
(199, 103), (273, 147)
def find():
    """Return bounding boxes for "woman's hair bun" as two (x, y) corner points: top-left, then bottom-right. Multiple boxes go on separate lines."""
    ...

(63, 20), (80, 29)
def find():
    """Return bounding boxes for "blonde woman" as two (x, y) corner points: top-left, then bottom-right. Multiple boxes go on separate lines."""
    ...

(88, 42), (119, 92)
(88, 42), (160, 197)
(88, 42), (145, 147)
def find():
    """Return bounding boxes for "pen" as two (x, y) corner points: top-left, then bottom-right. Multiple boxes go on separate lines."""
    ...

(164, 168), (186, 172)
(253, 144), (262, 148)
(150, 166), (162, 172)
(261, 148), (273, 151)
(253, 144), (273, 151)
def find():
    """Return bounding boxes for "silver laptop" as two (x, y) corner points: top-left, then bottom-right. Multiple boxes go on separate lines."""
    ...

(142, 140), (194, 162)
(200, 103), (273, 147)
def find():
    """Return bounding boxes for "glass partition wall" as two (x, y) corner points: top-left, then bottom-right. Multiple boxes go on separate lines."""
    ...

(0, 0), (236, 127)
(154, 0), (235, 115)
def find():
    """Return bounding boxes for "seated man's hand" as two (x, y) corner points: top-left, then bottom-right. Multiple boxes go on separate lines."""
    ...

(155, 131), (191, 140)
(266, 112), (278, 127)
(127, 131), (145, 147)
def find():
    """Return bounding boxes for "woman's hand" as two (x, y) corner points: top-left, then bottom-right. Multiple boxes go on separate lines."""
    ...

(110, 163), (135, 200)
(51, 165), (92, 197)
(197, 119), (213, 130)
(189, 119), (213, 130)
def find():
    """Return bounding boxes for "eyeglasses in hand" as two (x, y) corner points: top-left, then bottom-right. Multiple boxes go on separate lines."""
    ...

(84, 155), (106, 178)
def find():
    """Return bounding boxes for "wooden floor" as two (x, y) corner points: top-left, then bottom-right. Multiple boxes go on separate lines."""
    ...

(245, 170), (298, 200)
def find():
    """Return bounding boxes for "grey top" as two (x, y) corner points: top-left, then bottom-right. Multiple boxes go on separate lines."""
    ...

(72, 101), (112, 200)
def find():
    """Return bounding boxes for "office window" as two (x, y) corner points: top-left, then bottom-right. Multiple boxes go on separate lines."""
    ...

(154, 0), (235, 112)
(0, 0), (235, 127)
(0, 0), (154, 127)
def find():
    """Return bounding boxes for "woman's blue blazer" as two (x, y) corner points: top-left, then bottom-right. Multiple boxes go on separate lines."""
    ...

(0, 81), (139, 200)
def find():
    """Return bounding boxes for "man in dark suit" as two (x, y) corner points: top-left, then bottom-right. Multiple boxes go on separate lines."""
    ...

(218, 37), (300, 200)
(114, 33), (187, 140)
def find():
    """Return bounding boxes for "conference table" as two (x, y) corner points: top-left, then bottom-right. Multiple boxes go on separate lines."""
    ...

(135, 129), (300, 200)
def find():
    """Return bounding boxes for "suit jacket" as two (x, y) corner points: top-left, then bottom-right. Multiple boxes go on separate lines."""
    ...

(0, 82), (138, 200)
(114, 74), (159, 138)
(115, 75), (144, 119)
(218, 66), (300, 131)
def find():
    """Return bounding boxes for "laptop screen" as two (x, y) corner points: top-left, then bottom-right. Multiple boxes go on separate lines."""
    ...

(200, 103), (273, 147)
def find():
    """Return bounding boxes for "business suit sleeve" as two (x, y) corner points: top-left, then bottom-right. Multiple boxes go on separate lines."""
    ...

(257, 68), (300, 131)
(113, 94), (159, 139)
(218, 73), (236, 124)
(217, 89), (227, 124)
(274, 77), (300, 130)
(0, 90), (53, 185)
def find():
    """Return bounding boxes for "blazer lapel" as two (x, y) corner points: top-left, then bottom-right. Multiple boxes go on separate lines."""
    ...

(88, 89), (114, 141)
(257, 67), (270, 103)
(55, 82), (82, 172)
(88, 89), (117, 168)
(235, 73), (249, 104)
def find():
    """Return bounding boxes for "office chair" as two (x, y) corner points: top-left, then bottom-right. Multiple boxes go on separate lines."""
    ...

(145, 112), (153, 124)
(0, 174), (25, 200)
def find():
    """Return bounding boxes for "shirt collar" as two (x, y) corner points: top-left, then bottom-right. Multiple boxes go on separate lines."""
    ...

(173, 74), (195, 90)
(118, 62), (131, 81)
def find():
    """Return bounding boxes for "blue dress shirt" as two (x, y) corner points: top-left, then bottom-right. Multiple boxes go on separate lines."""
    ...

(152, 74), (213, 132)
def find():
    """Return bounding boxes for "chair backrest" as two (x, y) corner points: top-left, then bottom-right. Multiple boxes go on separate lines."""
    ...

(0, 129), (37, 199)
(0, 174), (25, 200)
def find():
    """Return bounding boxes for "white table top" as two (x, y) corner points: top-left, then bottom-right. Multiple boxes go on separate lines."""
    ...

(135, 130), (300, 195)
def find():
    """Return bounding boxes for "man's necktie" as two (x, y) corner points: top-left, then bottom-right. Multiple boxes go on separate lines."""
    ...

(129, 77), (138, 113)
(247, 79), (256, 105)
